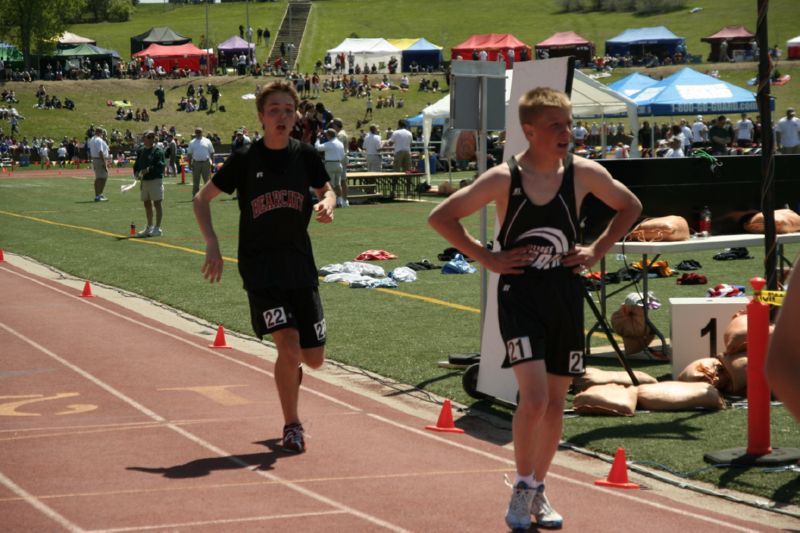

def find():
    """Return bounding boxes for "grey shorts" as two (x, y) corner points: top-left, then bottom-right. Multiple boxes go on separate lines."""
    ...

(325, 161), (344, 188)
(140, 179), (164, 202)
(92, 158), (108, 179)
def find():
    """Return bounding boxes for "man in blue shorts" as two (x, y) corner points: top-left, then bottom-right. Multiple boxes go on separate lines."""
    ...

(193, 80), (336, 453)
(429, 87), (641, 529)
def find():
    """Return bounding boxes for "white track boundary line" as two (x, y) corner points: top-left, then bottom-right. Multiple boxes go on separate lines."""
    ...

(1, 267), (360, 413)
(0, 470), (84, 532)
(88, 510), (347, 533)
(0, 266), (760, 532)
(0, 320), (407, 533)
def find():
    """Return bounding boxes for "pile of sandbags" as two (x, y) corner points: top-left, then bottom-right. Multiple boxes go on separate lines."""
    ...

(572, 368), (725, 416)
(572, 309), (778, 416)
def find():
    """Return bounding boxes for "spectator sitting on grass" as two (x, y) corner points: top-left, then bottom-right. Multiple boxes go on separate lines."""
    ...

(141, 109), (150, 122)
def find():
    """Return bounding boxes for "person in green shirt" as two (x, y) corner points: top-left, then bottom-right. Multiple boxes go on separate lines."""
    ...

(133, 130), (166, 237)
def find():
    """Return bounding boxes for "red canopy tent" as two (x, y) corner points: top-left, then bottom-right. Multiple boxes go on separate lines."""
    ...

(701, 25), (756, 62)
(451, 33), (532, 69)
(535, 31), (595, 65)
(133, 42), (210, 73)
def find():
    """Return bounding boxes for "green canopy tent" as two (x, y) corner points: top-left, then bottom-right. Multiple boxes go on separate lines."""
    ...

(0, 42), (24, 71)
(44, 43), (116, 78)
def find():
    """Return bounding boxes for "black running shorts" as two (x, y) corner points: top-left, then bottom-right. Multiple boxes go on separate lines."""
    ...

(248, 286), (326, 348)
(497, 270), (585, 376)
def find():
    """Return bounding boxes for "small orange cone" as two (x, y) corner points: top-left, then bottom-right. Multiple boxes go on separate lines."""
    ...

(0, 248), (5, 262)
(208, 325), (232, 349)
(595, 448), (639, 489)
(425, 399), (464, 433)
(80, 280), (96, 298)
(180, 165), (186, 184)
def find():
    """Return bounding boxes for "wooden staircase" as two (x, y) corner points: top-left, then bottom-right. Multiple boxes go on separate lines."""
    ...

(267, 1), (312, 69)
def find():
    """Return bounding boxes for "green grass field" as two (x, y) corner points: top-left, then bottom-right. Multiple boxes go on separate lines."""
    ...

(3, 0), (799, 143)
(1, 0), (799, 509)
(0, 173), (798, 506)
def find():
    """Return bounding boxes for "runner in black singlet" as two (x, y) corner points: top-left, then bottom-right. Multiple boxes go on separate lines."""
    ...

(429, 87), (640, 530)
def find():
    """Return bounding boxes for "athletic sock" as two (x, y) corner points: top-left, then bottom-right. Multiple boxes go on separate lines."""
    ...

(531, 476), (544, 489)
(515, 473), (534, 487)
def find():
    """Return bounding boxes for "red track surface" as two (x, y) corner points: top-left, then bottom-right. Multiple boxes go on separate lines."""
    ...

(0, 256), (790, 532)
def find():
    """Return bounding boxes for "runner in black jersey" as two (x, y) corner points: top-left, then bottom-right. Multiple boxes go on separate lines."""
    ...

(429, 87), (640, 530)
(193, 81), (336, 454)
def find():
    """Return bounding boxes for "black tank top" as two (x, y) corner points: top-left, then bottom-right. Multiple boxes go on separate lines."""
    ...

(497, 155), (579, 275)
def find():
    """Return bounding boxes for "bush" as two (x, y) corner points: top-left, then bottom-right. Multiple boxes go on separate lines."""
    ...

(635, 0), (686, 14)
(107, 0), (134, 22)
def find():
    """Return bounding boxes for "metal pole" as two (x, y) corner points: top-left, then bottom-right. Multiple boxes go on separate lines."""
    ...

(756, 0), (777, 292)
(246, 0), (251, 66)
(478, 74), (489, 337)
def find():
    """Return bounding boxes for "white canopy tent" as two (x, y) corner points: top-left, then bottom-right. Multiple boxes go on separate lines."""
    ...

(326, 38), (401, 73)
(420, 67), (640, 178)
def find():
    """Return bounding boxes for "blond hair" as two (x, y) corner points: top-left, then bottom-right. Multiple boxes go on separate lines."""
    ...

(518, 87), (571, 126)
(256, 80), (299, 112)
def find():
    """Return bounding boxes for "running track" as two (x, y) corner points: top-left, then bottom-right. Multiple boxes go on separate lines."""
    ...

(0, 254), (792, 532)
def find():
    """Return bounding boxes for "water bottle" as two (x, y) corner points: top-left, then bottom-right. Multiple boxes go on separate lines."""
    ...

(699, 206), (711, 237)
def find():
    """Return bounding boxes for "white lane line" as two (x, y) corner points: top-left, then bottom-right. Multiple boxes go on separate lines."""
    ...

(0, 320), (408, 533)
(87, 510), (348, 532)
(0, 469), (84, 532)
(368, 413), (760, 533)
(0, 267), (361, 414)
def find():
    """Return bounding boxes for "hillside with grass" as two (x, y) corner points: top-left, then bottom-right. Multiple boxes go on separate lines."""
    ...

(3, 0), (799, 143)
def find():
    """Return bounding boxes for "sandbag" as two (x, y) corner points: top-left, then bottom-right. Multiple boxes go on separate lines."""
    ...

(743, 209), (800, 234)
(628, 216), (690, 242)
(677, 357), (726, 389)
(637, 381), (726, 411)
(719, 353), (748, 395)
(572, 367), (657, 393)
(610, 304), (655, 355)
(573, 384), (638, 416)
(723, 311), (748, 355)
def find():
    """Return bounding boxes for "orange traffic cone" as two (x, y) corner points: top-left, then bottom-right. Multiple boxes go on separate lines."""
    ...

(208, 325), (232, 349)
(0, 248), (5, 262)
(180, 165), (186, 185)
(425, 399), (464, 433)
(80, 280), (96, 298)
(595, 448), (639, 489)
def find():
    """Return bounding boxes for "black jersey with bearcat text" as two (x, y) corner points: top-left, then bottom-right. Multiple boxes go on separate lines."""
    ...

(212, 138), (330, 289)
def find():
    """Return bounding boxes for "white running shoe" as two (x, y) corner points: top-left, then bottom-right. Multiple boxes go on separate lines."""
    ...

(149, 227), (162, 237)
(505, 481), (534, 530)
(531, 484), (563, 529)
(135, 226), (153, 238)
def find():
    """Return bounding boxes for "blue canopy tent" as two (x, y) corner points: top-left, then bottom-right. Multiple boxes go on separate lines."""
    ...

(631, 67), (766, 115)
(605, 26), (685, 62)
(607, 72), (658, 98)
(405, 112), (446, 128)
(402, 38), (443, 72)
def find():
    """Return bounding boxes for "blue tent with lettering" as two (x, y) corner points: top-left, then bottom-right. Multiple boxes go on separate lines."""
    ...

(605, 26), (685, 60)
(630, 67), (764, 115)
(607, 72), (658, 98)
(401, 38), (443, 72)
